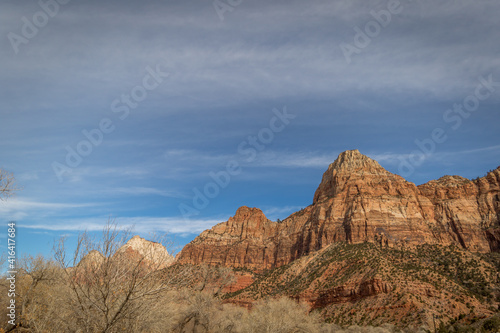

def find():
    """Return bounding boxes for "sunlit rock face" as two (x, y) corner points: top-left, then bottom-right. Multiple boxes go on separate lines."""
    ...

(178, 150), (500, 271)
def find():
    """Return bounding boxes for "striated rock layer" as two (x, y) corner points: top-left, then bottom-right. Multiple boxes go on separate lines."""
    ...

(178, 150), (500, 271)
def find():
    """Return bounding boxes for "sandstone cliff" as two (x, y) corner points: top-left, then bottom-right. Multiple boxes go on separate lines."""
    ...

(178, 150), (500, 270)
(178, 206), (280, 270)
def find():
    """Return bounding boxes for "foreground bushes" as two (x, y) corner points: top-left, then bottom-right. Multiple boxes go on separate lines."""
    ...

(0, 283), (412, 333)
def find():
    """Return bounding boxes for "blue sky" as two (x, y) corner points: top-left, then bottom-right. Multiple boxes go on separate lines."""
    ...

(1, 0), (499, 258)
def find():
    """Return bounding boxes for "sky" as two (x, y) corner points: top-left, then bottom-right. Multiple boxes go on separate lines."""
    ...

(1, 0), (499, 259)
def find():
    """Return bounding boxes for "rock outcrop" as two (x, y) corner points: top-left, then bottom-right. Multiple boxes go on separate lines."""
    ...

(178, 206), (280, 270)
(177, 150), (500, 271)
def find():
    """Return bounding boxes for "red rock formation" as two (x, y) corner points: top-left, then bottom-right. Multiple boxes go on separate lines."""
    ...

(223, 272), (255, 293)
(178, 206), (280, 270)
(177, 150), (500, 270)
(418, 172), (500, 252)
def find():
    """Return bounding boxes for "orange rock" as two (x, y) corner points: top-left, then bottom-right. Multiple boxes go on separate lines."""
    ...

(223, 272), (254, 293)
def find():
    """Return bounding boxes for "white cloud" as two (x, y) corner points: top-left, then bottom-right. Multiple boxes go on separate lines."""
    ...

(0, 198), (101, 220)
(0, 199), (97, 211)
(253, 151), (337, 168)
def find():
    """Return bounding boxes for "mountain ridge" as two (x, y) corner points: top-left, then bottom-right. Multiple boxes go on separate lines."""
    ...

(178, 149), (500, 271)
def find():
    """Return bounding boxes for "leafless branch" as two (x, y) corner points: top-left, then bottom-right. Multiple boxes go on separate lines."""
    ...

(0, 169), (20, 200)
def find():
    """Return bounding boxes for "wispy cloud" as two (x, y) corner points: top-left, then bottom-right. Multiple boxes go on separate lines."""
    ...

(369, 144), (500, 167)
(253, 151), (338, 168)
(163, 149), (336, 170)
(105, 187), (187, 198)
(163, 145), (500, 174)
(262, 205), (305, 220)
(20, 216), (225, 235)
(61, 167), (151, 183)
(0, 199), (98, 211)
(0, 198), (102, 220)
(448, 144), (500, 156)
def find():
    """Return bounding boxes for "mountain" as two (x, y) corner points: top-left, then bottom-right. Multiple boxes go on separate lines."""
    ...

(176, 149), (500, 329)
(178, 150), (500, 271)
(76, 235), (174, 269)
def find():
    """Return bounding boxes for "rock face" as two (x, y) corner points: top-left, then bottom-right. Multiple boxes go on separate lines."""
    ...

(177, 150), (500, 270)
(178, 206), (280, 270)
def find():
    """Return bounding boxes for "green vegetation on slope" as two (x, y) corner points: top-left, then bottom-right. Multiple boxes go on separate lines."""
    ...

(225, 242), (500, 329)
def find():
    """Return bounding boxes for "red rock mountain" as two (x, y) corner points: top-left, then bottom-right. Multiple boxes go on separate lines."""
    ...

(178, 150), (500, 271)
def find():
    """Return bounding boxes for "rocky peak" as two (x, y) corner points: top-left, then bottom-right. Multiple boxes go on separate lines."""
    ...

(177, 206), (280, 270)
(313, 150), (399, 204)
(228, 206), (268, 225)
(328, 149), (386, 174)
(210, 206), (275, 241)
(123, 235), (152, 249)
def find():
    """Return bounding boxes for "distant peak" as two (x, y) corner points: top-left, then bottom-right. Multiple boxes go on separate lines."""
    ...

(125, 235), (163, 248)
(77, 250), (104, 267)
(118, 235), (174, 267)
(125, 235), (146, 246)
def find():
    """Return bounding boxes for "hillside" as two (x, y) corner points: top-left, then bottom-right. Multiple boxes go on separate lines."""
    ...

(224, 242), (500, 329)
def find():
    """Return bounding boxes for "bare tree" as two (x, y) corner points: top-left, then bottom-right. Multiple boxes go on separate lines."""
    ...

(0, 169), (19, 200)
(241, 297), (323, 333)
(168, 264), (237, 332)
(54, 219), (188, 333)
(0, 255), (63, 333)
(170, 290), (245, 333)
(18, 255), (59, 325)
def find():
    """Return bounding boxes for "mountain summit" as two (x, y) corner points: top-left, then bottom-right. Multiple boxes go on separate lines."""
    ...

(117, 235), (174, 268)
(313, 150), (401, 204)
(327, 149), (385, 172)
